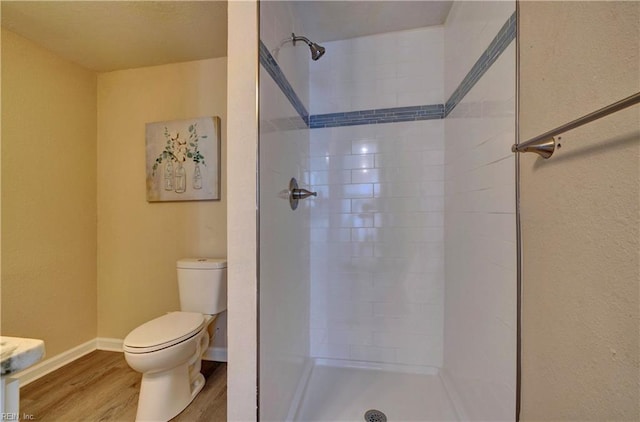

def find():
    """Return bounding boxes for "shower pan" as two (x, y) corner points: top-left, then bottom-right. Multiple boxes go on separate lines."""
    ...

(258, 1), (518, 421)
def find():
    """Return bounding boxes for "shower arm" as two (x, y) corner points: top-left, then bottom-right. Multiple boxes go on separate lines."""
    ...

(271, 33), (325, 61)
(291, 33), (312, 47)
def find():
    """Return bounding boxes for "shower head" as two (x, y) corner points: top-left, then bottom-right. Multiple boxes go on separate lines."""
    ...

(309, 42), (326, 61)
(291, 33), (326, 61)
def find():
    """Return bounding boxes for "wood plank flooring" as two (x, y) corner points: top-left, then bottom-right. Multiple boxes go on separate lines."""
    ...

(20, 350), (226, 422)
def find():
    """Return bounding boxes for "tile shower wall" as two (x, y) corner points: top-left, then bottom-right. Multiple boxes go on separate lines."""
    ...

(310, 26), (443, 115)
(261, 2), (310, 113)
(259, 2), (310, 421)
(443, 1), (516, 420)
(309, 27), (446, 367)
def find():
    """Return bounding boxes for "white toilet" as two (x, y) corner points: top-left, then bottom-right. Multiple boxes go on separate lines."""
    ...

(123, 258), (227, 422)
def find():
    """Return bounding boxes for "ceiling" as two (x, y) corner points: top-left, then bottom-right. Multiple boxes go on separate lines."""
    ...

(0, 1), (228, 72)
(0, 1), (452, 73)
(294, 1), (453, 43)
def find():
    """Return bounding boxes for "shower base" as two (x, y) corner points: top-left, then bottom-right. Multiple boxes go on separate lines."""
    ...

(293, 360), (458, 421)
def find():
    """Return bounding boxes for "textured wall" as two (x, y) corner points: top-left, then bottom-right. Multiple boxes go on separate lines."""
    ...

(1, 29), (98, 357)
(96, 58), (227, 340)
(519, 2), (639, 420)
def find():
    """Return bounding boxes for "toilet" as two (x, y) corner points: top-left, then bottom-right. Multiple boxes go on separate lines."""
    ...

(123, 258), (227, 422)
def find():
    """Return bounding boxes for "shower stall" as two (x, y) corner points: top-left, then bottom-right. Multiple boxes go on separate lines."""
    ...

(258, 1), (517, 420)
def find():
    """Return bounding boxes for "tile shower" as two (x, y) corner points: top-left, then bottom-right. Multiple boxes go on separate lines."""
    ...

(259, 1), (516, 420)
(308, 26), (446, 368)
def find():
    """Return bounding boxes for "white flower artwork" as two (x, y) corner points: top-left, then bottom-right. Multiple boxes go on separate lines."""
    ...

(146, 116), (220, 202)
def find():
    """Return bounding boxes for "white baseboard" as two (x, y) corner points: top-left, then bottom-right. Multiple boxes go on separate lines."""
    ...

(96, 337), (124, 352)
(15, 338), (228, 388)
(439, 368), (468, 421)
(15, 339), (97, 387)
(96, 337), (227, 362)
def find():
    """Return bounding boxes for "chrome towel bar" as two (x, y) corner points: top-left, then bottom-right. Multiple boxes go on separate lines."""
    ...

(513, 92), (640, 158)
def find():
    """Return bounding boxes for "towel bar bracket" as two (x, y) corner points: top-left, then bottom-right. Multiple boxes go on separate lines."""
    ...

(513, 92), (640, 159)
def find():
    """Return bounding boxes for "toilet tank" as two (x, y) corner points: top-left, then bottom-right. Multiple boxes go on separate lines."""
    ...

(177, 258), (227, 314)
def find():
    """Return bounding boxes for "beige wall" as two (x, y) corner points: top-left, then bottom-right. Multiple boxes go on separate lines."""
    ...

(226, 1), (258, 420)
(519, 2), (639, 420)
(1, 29), (98, 357)
(96, 58), (227, 340)
(1, 29), (228, 358)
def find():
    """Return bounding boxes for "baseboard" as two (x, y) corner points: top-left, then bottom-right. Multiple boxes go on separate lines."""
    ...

(285, 358), (314, 422)
(96, 337), (123, 352)
(439, 368), (468, 421)
(15, 339), (97, 387)
(96, 337), (227, 362)
(15, 338), (227, 387)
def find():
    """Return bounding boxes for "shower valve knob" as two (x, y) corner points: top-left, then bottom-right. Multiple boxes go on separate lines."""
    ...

(292, 188), (317, 200)
(288, 177), (316, 210)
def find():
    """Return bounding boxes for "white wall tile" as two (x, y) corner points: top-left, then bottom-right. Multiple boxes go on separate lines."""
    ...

(443, 2), (516, 419)
(258, 3), (310, 420)
(311, 228), (351, 242)
(310, 118), (445, 366)
(327, 328), (373, 346)
(349, 345), (397, 363)
(444, 1), (515, 100)
(306, 18), (451, 370)
(313, 343), (351, 359)
(374, 182), (444, 198)
(310, 27), (444, 114)
(374, 212), (443, 228)
(396, 342), (443, 366)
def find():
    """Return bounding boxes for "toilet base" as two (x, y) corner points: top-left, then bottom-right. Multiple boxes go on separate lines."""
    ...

(133, 331), (209, 422)
(135, 364), (206, 422)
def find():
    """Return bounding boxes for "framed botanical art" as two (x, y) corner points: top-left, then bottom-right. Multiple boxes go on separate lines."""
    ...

(145, 116), (221, 202)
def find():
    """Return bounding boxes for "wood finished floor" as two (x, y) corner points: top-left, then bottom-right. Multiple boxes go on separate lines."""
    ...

(20, 350), (227, 422)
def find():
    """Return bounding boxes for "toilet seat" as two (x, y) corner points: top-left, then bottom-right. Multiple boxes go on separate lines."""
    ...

(124, 312), (205, 354)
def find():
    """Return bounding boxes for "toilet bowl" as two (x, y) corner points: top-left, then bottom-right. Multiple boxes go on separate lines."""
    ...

(123, 258), (227, 422)
(124, 312), (216, 422)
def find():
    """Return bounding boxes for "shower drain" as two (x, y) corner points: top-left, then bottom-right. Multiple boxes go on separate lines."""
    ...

(364, 409), (387, 422)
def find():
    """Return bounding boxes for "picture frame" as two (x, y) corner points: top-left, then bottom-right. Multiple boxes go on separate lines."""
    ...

(145, 116), (221, 202)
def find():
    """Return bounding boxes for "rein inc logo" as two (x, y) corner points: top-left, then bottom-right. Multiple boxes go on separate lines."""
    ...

(1, 414), (35, 421)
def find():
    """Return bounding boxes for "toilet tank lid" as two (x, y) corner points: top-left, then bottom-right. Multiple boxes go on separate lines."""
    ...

(177, 258), (227, 269)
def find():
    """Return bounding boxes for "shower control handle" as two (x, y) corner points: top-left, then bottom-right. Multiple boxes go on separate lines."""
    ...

(292, 188), (317, 200)
(288, 178), (316, 210)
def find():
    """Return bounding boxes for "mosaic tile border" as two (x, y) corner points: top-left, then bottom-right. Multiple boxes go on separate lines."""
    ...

(259, 40), (309, 125)
(444, 11), (516, 117)
(259, 11), (516, 128)
(309, 104), (444, 129)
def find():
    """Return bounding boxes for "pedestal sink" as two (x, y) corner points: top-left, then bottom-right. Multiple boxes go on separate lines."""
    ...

(0, 336), (45, 415)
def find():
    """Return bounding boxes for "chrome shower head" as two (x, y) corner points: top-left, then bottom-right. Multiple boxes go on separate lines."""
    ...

(309, 42), (326, 61)
(291, 33), (326, 61)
